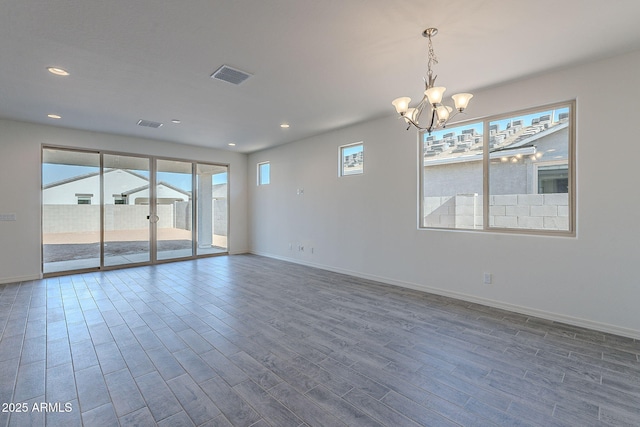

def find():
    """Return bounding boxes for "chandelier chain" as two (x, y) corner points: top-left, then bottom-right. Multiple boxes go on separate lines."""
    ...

(427, 35), (438, 77)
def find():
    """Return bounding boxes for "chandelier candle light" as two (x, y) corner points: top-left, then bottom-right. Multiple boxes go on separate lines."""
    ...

(392, 28), (473, 134)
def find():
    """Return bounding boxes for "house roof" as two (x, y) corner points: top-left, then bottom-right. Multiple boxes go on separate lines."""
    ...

(121, 183), (191, 198)
(424, 116), (567, 166)
(43, 168), (191, 198)
(2, 1), (640, 153)
(43, 168), (148, 190)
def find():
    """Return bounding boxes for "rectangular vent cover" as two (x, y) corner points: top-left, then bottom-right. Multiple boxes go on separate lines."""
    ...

(137, 119), (163, 128)
(211, 65), (252, 85)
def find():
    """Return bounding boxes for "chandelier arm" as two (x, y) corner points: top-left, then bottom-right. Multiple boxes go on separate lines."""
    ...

(446, 109), (466, 124)
(392, 28), (472, 134)
(414, 96), (429, 120)
(427, 108), (437, 134)
(398, 115), (427, 132)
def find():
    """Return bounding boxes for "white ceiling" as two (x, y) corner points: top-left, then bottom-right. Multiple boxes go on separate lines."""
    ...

(2, 0), (640, 153)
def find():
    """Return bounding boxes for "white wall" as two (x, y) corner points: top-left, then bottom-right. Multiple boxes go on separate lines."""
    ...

(249, 49), (640, 339)
(0, 120), (249, 283)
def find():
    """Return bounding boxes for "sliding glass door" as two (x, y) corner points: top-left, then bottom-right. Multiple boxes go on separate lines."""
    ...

(42, 147), (228, 275)
(103, 154), (151, 267)
(42, 148), (101, 274)
(196, 163), (228, 255)
(156, 159), (193, 261)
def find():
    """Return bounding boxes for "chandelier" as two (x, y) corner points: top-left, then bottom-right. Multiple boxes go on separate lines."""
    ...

(392, 28), (473, 134)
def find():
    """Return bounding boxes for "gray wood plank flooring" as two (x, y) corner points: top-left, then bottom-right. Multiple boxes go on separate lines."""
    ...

(0, 254), (639, 426)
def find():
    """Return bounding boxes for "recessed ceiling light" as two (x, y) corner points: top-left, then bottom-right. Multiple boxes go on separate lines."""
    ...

(280, 123), (290, 128)
(171, 119), (181, 124)
(47, 114), (62, 119)
(47, 67), (69, 76)
(228, 143), (236, 146)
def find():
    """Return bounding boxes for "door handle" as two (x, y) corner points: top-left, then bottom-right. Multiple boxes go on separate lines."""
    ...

(147, 214), (160, 223)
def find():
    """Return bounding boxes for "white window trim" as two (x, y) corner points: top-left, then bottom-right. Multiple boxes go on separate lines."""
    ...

(257, 161), (270, 186)
(533, 160), (569, 195)
(418, 100), (575, 236)
(338, 142), (364, 177)
(75, 193), (94, 205)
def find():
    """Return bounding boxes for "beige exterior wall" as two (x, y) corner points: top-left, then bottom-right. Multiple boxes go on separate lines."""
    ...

(43, 204), (175, 233)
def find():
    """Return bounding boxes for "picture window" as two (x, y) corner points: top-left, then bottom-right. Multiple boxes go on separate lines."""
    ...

(420, 101), (575, 235)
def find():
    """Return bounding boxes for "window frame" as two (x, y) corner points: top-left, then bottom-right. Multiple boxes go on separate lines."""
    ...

(42, 145), (230, 275)
(338, 142), (364, 177)
(113, 194), (128, 205)
(533, 161), (569, 195)
(419, 100), (575, 236)
(75, 193), (94, 205)
(257, 161), (270, 186)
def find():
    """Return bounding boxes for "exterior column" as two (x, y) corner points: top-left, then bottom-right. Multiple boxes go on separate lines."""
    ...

(197, 173), (213, 248)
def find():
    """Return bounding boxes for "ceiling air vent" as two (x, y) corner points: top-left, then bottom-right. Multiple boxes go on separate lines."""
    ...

(137, 119), (163, 129)
(210, 65), (252, 85)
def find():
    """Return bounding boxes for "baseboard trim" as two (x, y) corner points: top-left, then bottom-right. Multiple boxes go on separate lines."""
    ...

(0, 273), (42, 285)
(250, 251), (640, 340)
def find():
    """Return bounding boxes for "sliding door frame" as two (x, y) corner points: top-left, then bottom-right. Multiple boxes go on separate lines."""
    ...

(41, 144), (230, 277)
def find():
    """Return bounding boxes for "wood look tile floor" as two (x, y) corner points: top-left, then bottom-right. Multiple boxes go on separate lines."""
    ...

(1, 255), (639, 426)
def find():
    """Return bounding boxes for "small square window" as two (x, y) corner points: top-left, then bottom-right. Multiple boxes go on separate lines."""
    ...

(258, 161), (270, 185)
(536, 163), (568, 194)
(339, 142), (364, 176)
(113, 194), (128, 205)
(76, 193), (93, 205)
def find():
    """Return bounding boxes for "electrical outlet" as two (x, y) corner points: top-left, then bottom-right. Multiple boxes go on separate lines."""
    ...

(483, 272), (492, 284)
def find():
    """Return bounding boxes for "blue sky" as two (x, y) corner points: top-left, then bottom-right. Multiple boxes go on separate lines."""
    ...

(343, 144), (363, 157)
(42, 164), (227, 188)
(423, 107), (569, 143)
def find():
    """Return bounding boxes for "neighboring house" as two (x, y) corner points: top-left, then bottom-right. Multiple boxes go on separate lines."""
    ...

(422, 110), (570, 230)
(423, 111), (569, 197)
(42, 168), (228, 239)
(42, 168), (191, 205)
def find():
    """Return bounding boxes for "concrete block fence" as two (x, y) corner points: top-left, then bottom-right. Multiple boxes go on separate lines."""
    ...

(424, 193), (569, 230)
